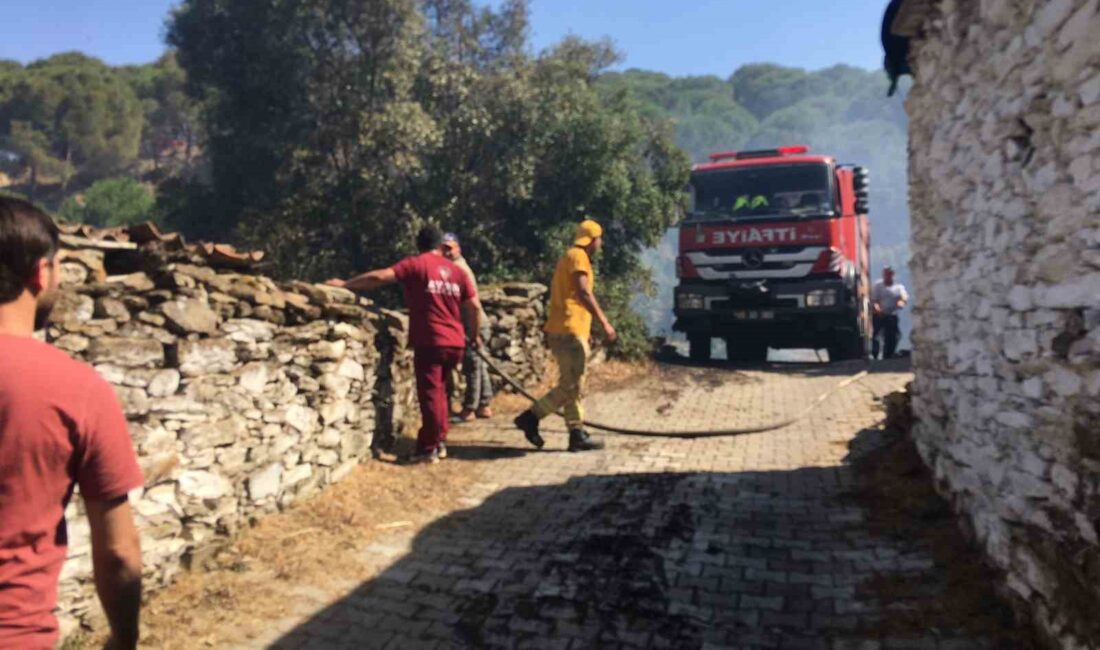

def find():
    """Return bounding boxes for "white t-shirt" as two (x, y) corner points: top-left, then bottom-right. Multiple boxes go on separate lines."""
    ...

(871, 280), (909, 316)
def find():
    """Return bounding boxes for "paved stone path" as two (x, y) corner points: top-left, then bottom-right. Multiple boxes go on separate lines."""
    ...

(237, 358), (996, 649)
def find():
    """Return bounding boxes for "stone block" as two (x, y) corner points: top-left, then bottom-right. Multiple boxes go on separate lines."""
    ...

(177, 338), (237, 377)
(285, 405), (320, 434)
(320, 373), (352, 398)
(148, 369), (181, 397)
(105, 272), (155, 292)
(1044, 368), (1083, 397)
(248, 463), (282, 501)
(1002, 330), (1038, 360)
(283, 464), (313, 488)
(223, 319), (277, 343)
(309, 339), (346, 361)
(161, 298), (219, 335)
(88, 337), (165, 368)
(180, 416), (247, 449)
(1033, 274), (1100, 308)
(335, 358), (365, 381)
(54, 334), (90, 353)
(50, 292), (95, 324)
(238, 362), (271, 395)
(320, 400), (350, 425)
(95, 297), (131, 323)
(1007, 285), (1032, 311)
(178, 470), (232, 500)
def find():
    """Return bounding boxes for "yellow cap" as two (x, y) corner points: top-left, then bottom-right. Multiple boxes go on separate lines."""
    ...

(573, 219), (603, 247)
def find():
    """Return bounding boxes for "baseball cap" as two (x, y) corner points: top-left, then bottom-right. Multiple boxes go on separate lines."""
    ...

(442, 232), (459, 248)
(573, 219), (603, 247)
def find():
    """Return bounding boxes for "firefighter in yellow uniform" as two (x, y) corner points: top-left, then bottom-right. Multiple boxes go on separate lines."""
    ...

(514, 220), (617, 452)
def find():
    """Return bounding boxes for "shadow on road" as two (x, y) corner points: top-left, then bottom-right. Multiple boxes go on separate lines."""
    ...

(270, 431), (1019, 649)
(441, 444), (528, 462)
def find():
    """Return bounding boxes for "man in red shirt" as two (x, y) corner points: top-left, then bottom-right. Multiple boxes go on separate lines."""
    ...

(327, 226), (481, 464)
(0, 197), (144, 649)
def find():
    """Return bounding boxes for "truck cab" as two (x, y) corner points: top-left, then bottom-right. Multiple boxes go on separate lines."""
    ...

(674, 145), (871, 362)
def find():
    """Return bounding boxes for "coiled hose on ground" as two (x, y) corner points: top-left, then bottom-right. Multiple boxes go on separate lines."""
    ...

(476, 347), (870, 439)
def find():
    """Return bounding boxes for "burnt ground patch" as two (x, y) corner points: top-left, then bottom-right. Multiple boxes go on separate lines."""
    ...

(271, 462), (1023, 648)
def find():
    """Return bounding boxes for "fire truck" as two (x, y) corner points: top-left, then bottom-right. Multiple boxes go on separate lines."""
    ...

(673, 145), (871, 362)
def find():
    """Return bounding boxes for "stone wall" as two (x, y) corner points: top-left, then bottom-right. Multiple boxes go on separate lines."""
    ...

(48, 233), (549, 634)
(898, 0), (1099, 646)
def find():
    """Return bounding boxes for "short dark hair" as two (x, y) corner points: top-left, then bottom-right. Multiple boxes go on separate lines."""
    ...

(0, 196), (60, 303)
(416, 225), (443, 253)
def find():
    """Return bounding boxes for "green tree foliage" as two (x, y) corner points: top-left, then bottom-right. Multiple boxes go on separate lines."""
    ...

(1, 6), (917, 356)
(600, 71), (758, 166)
(0, 54), (144, 187)
(120, 53), (203, 170)
(604, 64), (909, 246)
(4, 120), (73, 197)
(167, 0), (690, 309)
(59, 177), (156, 227)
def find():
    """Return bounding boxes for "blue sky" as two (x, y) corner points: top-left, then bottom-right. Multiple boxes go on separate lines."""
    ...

(2, 0), (888, 76)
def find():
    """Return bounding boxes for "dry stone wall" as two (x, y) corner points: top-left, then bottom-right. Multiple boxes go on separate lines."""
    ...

(900, 0), (1099, 646)
(48, 236), (549, 634)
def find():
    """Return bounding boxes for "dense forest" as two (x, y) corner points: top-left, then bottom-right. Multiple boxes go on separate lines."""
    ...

(0, 0), (911, 354)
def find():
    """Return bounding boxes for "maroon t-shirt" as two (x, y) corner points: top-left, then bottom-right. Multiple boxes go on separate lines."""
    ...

(391, 252), (476, 349)
(0, 335), (144, 648)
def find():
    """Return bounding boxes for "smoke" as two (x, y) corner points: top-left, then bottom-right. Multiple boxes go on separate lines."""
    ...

(626, 69), (914, 356)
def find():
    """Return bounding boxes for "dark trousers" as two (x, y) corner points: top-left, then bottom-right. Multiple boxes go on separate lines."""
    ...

(872, 314), (900, 359)
(413, 346), (464, 453)
(463, 325), (494, 410)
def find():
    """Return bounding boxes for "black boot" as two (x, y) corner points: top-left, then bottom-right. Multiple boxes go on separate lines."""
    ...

(514, 410), (544, 449)
(568, 428), (604, 452)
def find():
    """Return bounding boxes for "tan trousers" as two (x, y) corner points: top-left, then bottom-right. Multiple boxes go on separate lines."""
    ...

(533, 334), (589, 430)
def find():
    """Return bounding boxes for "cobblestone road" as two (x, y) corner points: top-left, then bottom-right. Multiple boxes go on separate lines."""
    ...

(239, 358), (998, 649)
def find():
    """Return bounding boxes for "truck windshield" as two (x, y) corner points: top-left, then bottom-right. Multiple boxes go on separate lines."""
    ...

(688, 163), (833, 222)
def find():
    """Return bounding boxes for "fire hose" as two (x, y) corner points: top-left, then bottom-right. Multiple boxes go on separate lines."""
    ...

(475, 346), (870, 439)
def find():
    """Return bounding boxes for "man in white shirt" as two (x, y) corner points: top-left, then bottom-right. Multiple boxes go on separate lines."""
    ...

(870, 266), (909, 359)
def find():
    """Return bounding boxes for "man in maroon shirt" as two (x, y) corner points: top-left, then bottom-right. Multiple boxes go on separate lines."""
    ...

(327, 226), (481, 464)
(0, 197), (144, 649)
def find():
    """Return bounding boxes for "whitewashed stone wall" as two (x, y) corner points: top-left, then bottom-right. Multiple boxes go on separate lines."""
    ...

(48, 241), (550, 635)
(901, 0), (1099, 646)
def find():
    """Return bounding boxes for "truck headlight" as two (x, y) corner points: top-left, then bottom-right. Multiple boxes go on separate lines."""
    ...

(805, 289), (837, 307)
(677, 293), (705, 310)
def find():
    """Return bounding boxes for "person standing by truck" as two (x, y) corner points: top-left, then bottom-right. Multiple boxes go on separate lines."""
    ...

(0, 197), (144, 649)
(513, 219), (617, 452)
(871, 265), (909, 359)
(441, 232), (494, 421)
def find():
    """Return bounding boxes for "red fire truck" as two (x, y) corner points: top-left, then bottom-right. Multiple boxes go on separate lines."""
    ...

(674, 145), (871, 362)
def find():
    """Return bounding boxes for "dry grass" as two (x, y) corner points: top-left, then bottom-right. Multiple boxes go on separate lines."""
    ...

(490, 356), (653, 415)
(849, 430), (1042, 646)
(95, 459), (490, 649)
(74, 357), (652, 649)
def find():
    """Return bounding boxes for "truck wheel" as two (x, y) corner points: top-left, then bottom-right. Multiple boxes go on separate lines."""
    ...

(724, 337), (768, 364)
(827, 329), (864, 362)
(688, 334), (711, 362)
